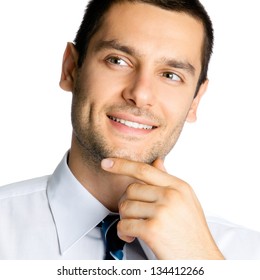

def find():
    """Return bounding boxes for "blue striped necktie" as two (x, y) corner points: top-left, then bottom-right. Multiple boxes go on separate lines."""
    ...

(101, 215), (125, 260)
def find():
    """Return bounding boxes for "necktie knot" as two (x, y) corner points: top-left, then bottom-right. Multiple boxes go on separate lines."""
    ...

(101, 215), (125, 260)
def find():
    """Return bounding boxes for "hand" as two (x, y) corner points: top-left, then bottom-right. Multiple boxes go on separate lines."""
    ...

(101, 158), (224, 260)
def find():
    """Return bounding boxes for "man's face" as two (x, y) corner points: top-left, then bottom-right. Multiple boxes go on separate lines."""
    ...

(70, 2), (206, 164)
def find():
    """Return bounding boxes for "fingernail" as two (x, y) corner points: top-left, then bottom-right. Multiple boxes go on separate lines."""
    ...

(101, 158), (114, 169)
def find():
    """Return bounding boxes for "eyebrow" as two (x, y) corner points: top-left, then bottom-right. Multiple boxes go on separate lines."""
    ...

(94, 39), (196, 76)
(94, 39), (140, 57)
(160, 57), (196, 76)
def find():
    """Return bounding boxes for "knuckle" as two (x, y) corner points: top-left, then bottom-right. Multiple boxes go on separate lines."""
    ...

(179, 182), (193, 195)
(118, 200), (129, 213)
(126, 183), (137, 196)
(118, 219), (133, 235)
(168, 179), (193, 196)
(146, 219), (160, 237)
(162, 187), (176, 201)
(117, 159), (128, 172)
(117, 219), (123, 232)
(117, 220), (129, 238)
(136, 163), (150, 178)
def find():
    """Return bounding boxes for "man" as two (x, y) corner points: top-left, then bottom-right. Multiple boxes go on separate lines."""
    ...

(0, 0), (260, 260)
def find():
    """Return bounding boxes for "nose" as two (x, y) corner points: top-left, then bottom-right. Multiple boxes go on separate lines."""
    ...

(122, 72), (155, 108)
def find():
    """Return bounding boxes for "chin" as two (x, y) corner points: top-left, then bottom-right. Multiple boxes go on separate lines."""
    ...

(107, 149), (157, 164)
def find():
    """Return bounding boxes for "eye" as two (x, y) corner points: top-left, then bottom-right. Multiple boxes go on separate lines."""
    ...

(162, 72), (181, 82)
(106, 56), (128, 67)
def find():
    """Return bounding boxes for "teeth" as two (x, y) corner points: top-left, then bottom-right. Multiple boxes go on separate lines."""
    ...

(109, 116), (153, 130)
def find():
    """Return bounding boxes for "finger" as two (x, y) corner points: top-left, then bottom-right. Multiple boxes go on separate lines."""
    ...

(119, 234), (135, 243)
(119, 200), (156, 219)
(101, 158), (179, 187)
(121, 183), (160, 202)
(117, 218), (146, 242)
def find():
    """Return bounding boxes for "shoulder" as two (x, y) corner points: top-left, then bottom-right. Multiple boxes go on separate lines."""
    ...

(0, 176), (50, 201)
(207, 216), (260, 236)
(207, 216), (260, 259)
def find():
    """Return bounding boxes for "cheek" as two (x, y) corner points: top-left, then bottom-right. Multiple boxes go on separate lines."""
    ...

(159, 92), (194, 126)
(79, 65), (127, 104)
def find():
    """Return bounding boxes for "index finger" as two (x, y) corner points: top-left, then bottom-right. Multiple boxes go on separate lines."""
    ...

(101, 158), (176, 187)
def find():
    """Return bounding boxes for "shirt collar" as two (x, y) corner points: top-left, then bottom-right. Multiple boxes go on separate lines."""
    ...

(47, 152), (110, 255)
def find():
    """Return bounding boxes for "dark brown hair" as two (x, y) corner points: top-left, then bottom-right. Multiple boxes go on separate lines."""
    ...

(74, 0), (214, 92)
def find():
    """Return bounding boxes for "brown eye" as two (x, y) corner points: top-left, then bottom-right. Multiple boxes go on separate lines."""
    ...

(162, 72), (181, 81)
(107, 56), (128, 66)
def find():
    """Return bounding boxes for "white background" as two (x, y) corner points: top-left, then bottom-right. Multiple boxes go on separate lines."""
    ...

(1, 260), (260, 280)
(0, 1), (259, 232)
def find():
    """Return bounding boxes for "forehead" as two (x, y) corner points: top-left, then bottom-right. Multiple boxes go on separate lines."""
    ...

(89, 2), (204, 73)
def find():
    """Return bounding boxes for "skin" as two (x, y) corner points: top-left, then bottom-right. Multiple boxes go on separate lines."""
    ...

(60, 2), (224, 259)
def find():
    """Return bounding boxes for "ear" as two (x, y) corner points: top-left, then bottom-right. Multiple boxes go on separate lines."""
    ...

(186, 79), (208, 123)
(59, 42), (79, 92)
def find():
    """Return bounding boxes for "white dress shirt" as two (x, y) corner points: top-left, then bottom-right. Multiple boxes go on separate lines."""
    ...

(0, 153), (260, 259)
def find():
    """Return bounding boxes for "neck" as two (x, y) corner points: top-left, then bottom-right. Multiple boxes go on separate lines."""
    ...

(68, 135), (135, 212)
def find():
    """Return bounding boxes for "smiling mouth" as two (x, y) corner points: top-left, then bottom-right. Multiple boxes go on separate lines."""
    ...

(108, 116), (157, 130)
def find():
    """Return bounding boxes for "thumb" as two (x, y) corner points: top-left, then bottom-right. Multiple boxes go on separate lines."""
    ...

(152, 158), (167, 172)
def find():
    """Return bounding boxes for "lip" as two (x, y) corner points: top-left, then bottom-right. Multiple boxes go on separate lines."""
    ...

(107, 112), (159, 128)
(107, 112), (158, 135)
